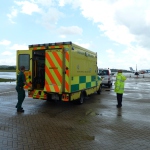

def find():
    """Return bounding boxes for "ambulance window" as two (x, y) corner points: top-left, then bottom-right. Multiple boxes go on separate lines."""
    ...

(19, 54), (30, 70)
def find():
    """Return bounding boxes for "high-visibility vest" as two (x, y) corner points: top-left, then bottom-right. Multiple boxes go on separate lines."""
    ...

(115, 73), (126, 94)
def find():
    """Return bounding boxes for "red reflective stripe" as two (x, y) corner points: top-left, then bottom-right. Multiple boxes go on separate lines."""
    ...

(65, 81), (69, 92)
(59, 45), (63, 48)
(53, 51), (62, 68)
(46, 52), (62, 83)
(45, 80), (50, 91)
(50, 46), (55, 49)
(41, 46), (45, 49)
(45, 65), (56, 85)
(66, 52), (69, 62)
(53, 85), (60, 92)
(45, 65), (59, 92)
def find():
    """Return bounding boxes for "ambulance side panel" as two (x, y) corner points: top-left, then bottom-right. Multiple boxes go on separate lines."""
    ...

(69, 44), (98, 101)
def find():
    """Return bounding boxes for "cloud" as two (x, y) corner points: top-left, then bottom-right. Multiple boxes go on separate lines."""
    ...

(0, 40), (11, 45)
(57, 0), (80, 8)
(58, 0), (71, 6)
(7, 7), (18, 23)
(123, 46), (150, 62)
(119, 45), (150, 70)
(7, 1), (41, 23)
(36, 0), (79, 8)
(35, 0), (55, 6)
(97, 59), (103, 68)
(106, 49), (115, 59)
(58, 26), (83, 35)
(15, 1), (41, 15)
(59, 35), (66, 38)
(10, 44), (28, 50)
(0, 56), (16, 66)
(11, 0), (150, 49)
(74, 42), (90, 49)
(58, 0), (150, 69)
(70, 0), (150, 49)
(1, 51), (12, 56)
(78, 0), (136, 46)
(42, 8), (64, 29)
(0, 43), (28, 65)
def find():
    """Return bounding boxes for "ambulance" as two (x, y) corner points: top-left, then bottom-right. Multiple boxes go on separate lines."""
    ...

(16, 41), (102, 104)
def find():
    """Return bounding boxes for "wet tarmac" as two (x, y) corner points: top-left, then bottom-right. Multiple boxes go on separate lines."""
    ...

(0, 72), (16, 79)
(0, 77), (150, 150)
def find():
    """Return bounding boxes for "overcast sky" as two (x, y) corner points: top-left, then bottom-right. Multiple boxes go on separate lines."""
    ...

(1, 0), (150, 70)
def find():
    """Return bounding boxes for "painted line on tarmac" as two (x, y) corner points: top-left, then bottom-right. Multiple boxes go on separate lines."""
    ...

(0, 91), (15, 95)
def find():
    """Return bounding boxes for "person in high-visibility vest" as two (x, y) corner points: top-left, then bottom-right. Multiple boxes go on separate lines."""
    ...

(114, 70), (127, 108)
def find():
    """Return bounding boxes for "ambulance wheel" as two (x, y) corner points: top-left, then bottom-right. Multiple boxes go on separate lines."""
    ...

(78, 92), (84, 104)
(47, 94), (52, 101)
(59, 95), (62, 101)
(97, 85), (102, 95)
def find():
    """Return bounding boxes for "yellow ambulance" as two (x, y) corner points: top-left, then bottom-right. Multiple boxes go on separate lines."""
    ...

(16, 41), (102, 104)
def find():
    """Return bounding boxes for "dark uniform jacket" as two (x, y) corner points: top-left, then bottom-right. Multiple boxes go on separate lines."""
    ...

(16, 71), (25, 90)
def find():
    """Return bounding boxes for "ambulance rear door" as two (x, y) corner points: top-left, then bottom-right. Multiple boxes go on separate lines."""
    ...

(16, 50), (32, 89)
(44, 49), (65, 94)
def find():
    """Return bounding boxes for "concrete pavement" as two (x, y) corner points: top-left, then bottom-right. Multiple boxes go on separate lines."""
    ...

(0, 77), (150, 150)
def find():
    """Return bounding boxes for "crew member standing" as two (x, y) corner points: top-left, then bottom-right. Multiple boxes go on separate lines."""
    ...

(15, 66), (31, 112)
(114, 70), (126, 108)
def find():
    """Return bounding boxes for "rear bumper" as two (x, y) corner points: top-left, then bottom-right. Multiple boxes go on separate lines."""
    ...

(101, 81), (112, 85)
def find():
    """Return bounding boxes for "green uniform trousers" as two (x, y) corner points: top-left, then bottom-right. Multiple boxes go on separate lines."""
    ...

(16, 87), (25, 110)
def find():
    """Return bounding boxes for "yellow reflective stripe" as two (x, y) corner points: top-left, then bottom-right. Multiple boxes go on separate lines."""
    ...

(65, 51), (69, 92)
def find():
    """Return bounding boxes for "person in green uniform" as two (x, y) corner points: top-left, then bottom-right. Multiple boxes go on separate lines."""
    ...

(114, 70), (127, 108)
(16, 66), (31, 112)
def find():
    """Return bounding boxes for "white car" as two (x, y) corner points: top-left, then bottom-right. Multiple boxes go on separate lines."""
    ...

(98, 68), (113, 88)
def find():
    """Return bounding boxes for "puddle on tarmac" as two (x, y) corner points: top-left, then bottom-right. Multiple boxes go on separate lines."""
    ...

(78, 119), (89, 124)
(85, 109), (99, 116)
(82, 135), (95, 141)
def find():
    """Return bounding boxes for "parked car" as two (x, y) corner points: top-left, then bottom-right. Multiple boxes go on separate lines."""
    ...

(98, 68), (113, 88)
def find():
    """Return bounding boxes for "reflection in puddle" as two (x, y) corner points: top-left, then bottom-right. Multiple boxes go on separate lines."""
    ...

(117, 108), (122, 116)
(0, 72), (16, 79)
(0, 81), (16, 85)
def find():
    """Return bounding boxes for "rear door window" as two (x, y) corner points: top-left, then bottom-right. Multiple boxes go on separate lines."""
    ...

(98, 70), (108, 75)
(102, 70), (108, 75)
(18, 54), (30, 70)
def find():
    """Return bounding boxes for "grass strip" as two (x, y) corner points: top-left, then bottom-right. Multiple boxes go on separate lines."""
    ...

(0, 70), (16, 72)
(0, 78), (16, 82)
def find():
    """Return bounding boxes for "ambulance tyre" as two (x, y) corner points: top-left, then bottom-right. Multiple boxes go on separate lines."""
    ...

(97, 85), (102, 95)
(59, 95), (62, 101)
(47, 94), (52, 101)
(78, 92), (84, 104)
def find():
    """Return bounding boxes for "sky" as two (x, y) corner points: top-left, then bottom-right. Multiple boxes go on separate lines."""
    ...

(1, 0), (150, 70)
